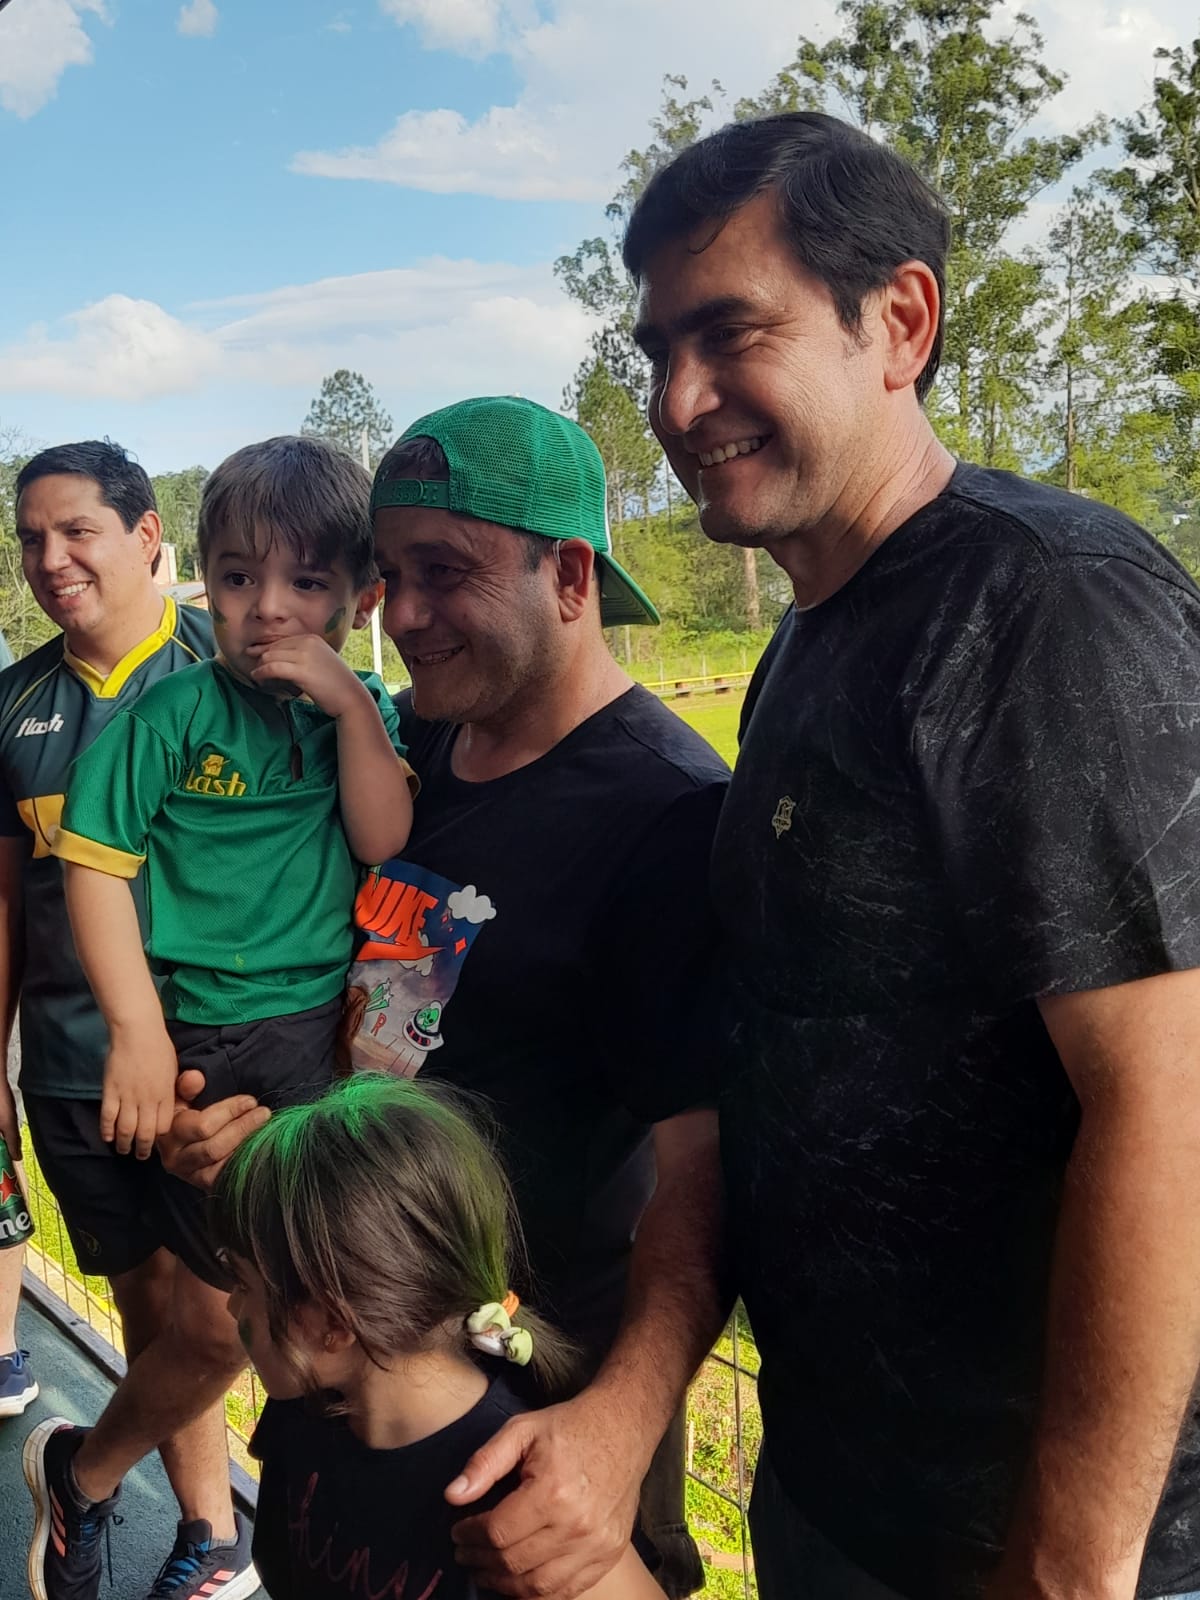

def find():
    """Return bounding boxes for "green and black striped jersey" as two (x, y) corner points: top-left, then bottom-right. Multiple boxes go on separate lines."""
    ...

(0, 597), (214, 1097)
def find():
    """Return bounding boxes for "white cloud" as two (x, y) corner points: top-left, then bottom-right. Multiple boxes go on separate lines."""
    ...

(177, 0), (218, 37)
(294, 104), (607, 201)
(297, 0), (816, 201)
(379, 0), (504, 54)
(0, 0), (106, 118)
(0, 260), (594, 409)
(296, 0), (1194, 205)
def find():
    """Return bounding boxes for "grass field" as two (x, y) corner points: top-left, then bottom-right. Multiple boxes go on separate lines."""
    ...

(667, 689), (745, 766)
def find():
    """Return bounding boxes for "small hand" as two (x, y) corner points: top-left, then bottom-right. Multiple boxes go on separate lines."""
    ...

(156, 1069), (270, 1192)
(101, 1026), (178, 1159)
(248, 635), (369, 719)
(446, 1392), (640, 1598)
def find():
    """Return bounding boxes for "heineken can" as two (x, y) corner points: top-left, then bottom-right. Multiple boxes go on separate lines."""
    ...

(0, 1132), (33, 1249)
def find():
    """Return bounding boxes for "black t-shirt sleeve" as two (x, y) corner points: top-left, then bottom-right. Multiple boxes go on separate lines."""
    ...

(916, 554), (1200, 1006)
(584, 777), (727, 1122)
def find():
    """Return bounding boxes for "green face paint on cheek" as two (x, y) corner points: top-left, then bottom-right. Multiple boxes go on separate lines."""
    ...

(210, 605), (227, 627)
(237, 1317), (254, 1353)
(323, 606), (346, 636)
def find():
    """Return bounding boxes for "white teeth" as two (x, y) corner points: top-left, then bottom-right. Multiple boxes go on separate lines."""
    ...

(698, 437), (764, 468)
(53, 583), (89, 598)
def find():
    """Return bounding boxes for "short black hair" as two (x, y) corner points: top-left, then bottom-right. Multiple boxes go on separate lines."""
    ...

(622, 112), (951, 402)
(374, 434), (552, 574)
(198, 435), (376, 589)
(16, 439), (162, 576)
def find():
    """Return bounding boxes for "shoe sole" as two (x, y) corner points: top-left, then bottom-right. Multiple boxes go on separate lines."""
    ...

(23, 1415), (66, 1600)
(0, 1378), (39, 1416)
(183, 1564), (261, 1600)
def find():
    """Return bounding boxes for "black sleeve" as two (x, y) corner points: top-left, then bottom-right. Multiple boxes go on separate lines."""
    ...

(584, 777), (727, 1122)
(916, 554), (1200, 1007)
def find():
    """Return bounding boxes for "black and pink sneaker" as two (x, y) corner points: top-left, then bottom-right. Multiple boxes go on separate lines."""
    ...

(145, 1513), (258, 1600)
(23, 1417), (120, 1600)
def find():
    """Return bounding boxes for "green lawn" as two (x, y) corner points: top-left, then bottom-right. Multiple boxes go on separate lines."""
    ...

(668, 689), (744, 767)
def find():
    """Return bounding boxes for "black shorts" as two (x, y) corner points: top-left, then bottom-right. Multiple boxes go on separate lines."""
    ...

(157, 996), (341, 1289)
(23, 1092), (165, 1280)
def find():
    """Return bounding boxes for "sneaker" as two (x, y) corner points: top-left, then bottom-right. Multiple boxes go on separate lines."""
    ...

(0, 1346), (38, 1415)
(146, 1513), (258, 1599)
(23, 1417), (120, 1600)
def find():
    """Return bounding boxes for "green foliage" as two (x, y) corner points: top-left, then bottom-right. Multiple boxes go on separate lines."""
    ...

(153, 464), (209, 579)
(302, 369), (394, 466)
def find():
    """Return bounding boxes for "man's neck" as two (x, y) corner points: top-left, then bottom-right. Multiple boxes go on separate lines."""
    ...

(452, 644), (633, 784)
(65, 590), (167, 679)
(767, 426), (956, 610)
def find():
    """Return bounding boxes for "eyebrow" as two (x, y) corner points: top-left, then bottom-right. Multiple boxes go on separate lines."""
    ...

(212, 548), (334, 573)
(633, 294), (759, 353)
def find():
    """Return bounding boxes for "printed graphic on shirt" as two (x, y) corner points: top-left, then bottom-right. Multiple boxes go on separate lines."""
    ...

(16, 794), (65, 858)
(288, 1468), (446, 1598)
(346, 861), (496, 1076)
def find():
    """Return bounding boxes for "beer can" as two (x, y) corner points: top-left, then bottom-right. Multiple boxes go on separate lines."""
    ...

(0, 1132), (33, 1249)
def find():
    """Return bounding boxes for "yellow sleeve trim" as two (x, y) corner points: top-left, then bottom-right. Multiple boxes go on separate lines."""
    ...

(401, 758), (421, 800)
(51, 828), (145, 879)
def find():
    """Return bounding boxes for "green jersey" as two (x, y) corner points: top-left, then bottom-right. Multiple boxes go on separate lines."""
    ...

(54, 659), (409, 1027)
(0, 597), (215, 1098)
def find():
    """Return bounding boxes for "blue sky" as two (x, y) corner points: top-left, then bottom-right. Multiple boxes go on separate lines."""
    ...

(0, 0), (1193, 474)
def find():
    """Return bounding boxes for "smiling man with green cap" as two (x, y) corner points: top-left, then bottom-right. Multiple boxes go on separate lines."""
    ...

(161, 395), (730, 1599)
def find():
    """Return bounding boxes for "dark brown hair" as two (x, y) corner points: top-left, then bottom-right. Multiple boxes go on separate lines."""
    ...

(623, 111), (951, 403)
(198, 435), (376, 587)
(212, 1073), (577, 1398)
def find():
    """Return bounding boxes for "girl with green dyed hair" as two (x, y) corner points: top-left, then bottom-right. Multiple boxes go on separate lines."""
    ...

(211, 1071), (665, 1600)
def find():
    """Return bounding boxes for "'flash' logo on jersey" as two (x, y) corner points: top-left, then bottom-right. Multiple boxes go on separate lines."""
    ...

(771, 796), (796, 839)
(16, 715), (64, 738)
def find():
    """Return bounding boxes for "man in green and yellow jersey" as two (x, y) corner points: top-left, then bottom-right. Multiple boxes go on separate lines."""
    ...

(0, 442), (257, 1599)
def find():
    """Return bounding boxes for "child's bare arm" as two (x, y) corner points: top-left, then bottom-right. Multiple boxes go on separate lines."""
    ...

(576, 1547), (667, 1600)
(64, 862), (176, 1159)
(250, 636), (413, 864)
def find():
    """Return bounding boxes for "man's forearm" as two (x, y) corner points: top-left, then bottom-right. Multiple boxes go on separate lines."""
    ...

(586, 1112), (731, 1470)
(997, 1105), (1200, 1599)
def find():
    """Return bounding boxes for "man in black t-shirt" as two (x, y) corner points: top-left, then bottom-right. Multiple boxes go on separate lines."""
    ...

(162, 397), (729, 1600)
(621, 114), (1200, 1600)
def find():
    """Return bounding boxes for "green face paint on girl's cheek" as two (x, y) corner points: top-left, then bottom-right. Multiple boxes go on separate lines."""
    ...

(323, 607), (346, 636)
(210, 605), (227, 627)
(237, 1317), (254, 1353)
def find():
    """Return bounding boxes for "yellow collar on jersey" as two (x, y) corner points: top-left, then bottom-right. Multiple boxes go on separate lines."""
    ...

(64, 596), (180, 700)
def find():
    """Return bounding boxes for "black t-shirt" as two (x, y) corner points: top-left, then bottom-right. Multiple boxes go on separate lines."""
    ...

(347, 685), (728, 1348)
(715, 463), (1200, 1599)
(249, 1378), (523, 1599)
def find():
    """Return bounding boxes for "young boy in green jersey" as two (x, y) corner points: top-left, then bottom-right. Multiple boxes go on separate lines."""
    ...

(51, 434), (415, 1287)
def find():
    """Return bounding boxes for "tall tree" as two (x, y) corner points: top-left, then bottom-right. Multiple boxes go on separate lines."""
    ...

(1102, 38), (1200, 504)
(1038, 187), (1168, 523)
(555, 76), (723, 405)
(153, 465), (209, 579)
(302, 370), (394, 466)
(740, 0), (1101, 461)
(0, 426), (56, 659)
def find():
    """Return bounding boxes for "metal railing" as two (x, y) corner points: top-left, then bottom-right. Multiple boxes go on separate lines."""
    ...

(23, 1157), (760, 1597)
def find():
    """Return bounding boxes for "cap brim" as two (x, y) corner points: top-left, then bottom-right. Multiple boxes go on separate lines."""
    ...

(597, 554), (660, 627)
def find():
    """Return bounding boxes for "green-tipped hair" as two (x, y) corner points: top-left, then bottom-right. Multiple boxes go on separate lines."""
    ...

(212, 1073), (575, 1395)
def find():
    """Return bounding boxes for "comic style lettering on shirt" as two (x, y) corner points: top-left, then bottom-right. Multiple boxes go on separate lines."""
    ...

(347, 861), (496, 1076)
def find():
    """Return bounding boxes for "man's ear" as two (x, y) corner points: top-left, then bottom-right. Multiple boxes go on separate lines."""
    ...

(353, 580), (384, 630)
(554, 539), (597, 624)
(879, 259), (941, 395)
(137, 510), (163, 571)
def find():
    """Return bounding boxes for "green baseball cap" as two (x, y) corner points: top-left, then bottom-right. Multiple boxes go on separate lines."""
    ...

(370, 395), (660, 627)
